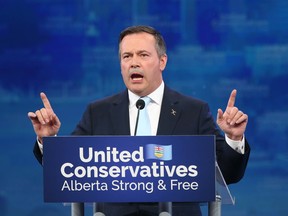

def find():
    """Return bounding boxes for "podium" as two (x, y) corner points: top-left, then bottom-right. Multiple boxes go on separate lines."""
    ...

(43, 136), (235, 216)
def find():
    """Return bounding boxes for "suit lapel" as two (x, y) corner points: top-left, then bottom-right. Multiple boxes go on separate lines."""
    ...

(109, 87), (182, 135)
(110, 90), (131, 135)
(157, 86), (181, 135)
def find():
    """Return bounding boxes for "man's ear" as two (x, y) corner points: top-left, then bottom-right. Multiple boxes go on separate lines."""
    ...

(160, 54), (168, 71)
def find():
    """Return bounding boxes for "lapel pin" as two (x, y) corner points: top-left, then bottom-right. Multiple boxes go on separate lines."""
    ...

(171, 109), (176, 116)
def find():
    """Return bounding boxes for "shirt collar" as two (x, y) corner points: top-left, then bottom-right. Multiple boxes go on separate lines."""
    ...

(128, 81), (164, 108)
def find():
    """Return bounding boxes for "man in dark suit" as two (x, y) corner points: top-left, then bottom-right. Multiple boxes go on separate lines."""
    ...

(28, 25), (250, 216)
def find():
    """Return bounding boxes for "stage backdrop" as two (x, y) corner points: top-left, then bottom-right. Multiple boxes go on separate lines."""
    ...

(0, 0), (287, 215)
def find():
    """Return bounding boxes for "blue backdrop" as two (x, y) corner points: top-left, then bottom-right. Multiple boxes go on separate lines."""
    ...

(0, 0), (287, 215)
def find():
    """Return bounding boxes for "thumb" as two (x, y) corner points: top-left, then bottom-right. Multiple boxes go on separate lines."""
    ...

(217, 109), (223, 121)
(51, 113), (61, 127)
(27, 112), (36, 119)
(28, 112), (39, 124)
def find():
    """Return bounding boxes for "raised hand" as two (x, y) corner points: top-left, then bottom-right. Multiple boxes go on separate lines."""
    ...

(217, 89), (248, 141)
(28, 92), (61, 143)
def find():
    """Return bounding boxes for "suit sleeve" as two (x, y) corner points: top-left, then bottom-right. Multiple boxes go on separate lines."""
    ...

(32, 104), (93, 166)
(198, 103), (250, 184)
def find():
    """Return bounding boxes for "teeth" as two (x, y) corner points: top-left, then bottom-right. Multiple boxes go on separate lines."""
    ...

(132, 77), (142, 81)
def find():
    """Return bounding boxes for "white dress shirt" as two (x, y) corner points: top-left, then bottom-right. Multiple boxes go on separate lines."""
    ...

(129, 82), (164, 136)
(38, 81), (245, 154)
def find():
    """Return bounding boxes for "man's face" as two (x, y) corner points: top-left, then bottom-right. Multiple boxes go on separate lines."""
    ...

(119, 32), (167, 97)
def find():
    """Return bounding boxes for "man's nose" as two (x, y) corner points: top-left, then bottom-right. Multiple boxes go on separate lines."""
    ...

(130, 56), (140, 68)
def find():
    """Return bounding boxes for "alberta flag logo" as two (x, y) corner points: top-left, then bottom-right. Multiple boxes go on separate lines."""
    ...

(154, 146), (164, 158)
(145, 144), (172, 161)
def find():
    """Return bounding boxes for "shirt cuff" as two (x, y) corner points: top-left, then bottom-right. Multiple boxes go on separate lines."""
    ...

(225, 134), (245, 154)
(37, 137), (44, 155)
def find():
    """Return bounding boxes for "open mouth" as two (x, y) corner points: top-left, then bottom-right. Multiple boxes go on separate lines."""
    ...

(131, 73), (144, 81)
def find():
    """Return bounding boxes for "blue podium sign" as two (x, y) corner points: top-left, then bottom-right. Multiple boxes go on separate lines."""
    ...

(43, 135), (215, 203)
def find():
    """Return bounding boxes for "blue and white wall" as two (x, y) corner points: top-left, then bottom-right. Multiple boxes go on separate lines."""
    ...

(1, 0), (287, 215)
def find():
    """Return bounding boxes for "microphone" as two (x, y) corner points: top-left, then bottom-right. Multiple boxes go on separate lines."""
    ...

(159, 202), (172, 216)
(159, 212), (171, 216)
(134, 98), (145, 136)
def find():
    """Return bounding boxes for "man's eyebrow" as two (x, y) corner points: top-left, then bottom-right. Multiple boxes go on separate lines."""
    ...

(137, 50), (151, 54)
(121, 51), (132, 56)
(121, 50), (150, 55)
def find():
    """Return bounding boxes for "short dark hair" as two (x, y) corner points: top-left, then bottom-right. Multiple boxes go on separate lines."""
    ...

(118, 25), (167, 58)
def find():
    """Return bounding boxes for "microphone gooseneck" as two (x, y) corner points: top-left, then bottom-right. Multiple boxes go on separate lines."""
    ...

(134, 99), (146, 136)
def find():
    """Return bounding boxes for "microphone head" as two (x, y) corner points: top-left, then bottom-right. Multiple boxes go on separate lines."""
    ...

(159, 212), (171, 216)
(136, 99), (145, 110)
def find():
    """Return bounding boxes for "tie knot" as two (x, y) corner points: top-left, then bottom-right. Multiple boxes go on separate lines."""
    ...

(141, 96), (151, 106)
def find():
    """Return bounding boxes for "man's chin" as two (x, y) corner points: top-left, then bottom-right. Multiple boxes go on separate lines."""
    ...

(130, 87), (147, 96)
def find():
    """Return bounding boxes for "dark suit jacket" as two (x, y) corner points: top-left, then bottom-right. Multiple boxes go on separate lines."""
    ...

(34, 85), (250, 215)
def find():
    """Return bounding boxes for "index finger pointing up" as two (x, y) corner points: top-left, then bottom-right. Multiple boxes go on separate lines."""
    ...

(226, 89), (237, 108)
(40, 92), (54, 112)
